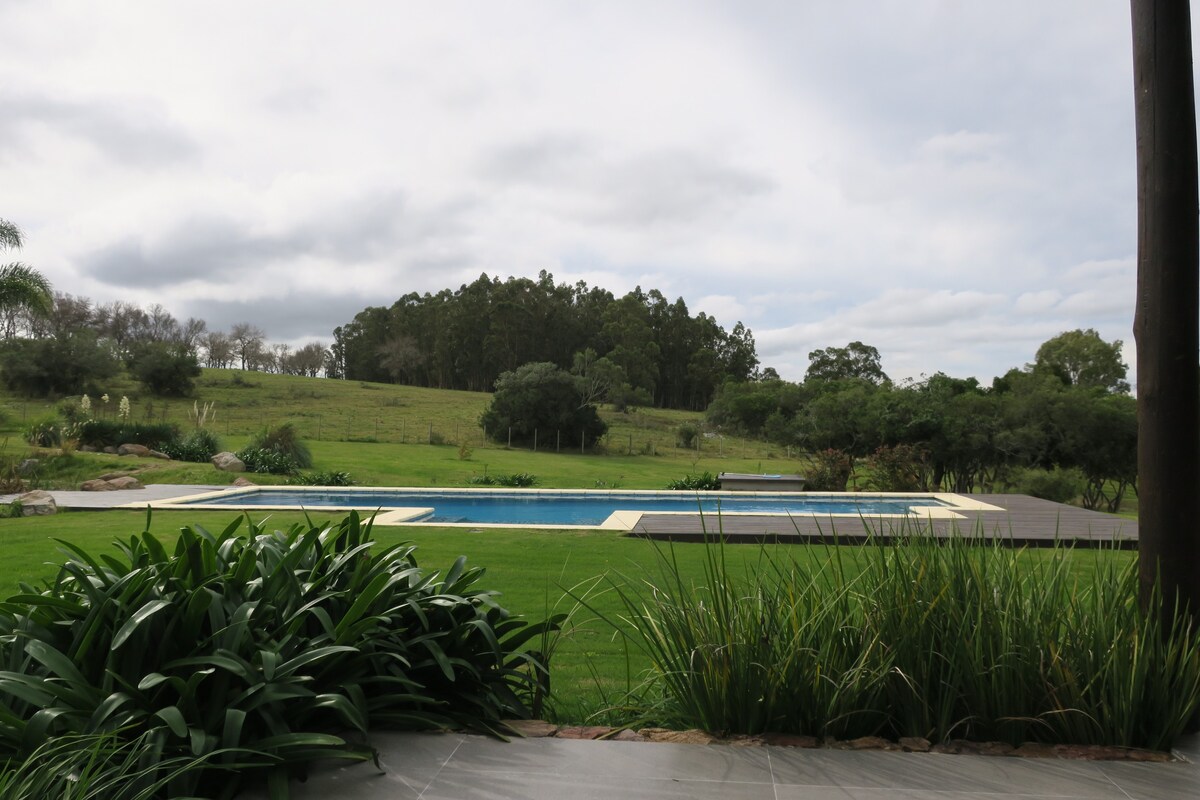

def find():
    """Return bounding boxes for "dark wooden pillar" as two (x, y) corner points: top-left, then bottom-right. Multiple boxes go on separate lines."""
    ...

(1131, 0), (1200, 618)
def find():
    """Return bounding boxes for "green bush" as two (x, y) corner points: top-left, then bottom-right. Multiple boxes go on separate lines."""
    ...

(128, 342), (202, 397)
(23, 415), (65, 447)
(666, 472), (720, 491)
(236, 446), (299, 475)
(286, 470), (354, 486)
(248, 422), (313, 469)
(867, 444), (928, 492)
(160, 428), (221, 463)
(480, 362), (607, 449)
(1013, 467), (1083, 504)
(590, 530), (1200, 750)
(805, 448), (852, 491)
(675, 422), (700, 449)
(0, 513), (559, 797)
(467, 472), (538, 487)
(76, 420), (177, 449)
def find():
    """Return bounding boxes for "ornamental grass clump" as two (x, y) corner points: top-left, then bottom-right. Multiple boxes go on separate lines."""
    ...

(0, 512), (558, 798)
(594, 523), (1200, 751)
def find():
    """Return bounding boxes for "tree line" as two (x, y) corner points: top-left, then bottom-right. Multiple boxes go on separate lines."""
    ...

(328, 270), (761, 411)
(705, 335), (1136, 510)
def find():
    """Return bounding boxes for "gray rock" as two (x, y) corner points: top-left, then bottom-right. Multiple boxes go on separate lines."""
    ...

(117, 443), (151, 457)
(211, 452), (246, 472)
(147, 450), (170, 460)
(17, 490), (56, 516)
(103, 446), (118, 454)
(80, 479), (120, 491)
(106, 476), (144, 490)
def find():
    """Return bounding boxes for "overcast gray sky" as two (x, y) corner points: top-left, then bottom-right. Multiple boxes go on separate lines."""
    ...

(2, 0), (1164, 383)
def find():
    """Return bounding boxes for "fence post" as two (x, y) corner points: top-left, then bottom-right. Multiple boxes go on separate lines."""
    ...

(581, 430), (585, 454)
(508, 427), (512, 448)
(534, 428), (538, 451)
(556, 430), (560, 452)
(317, 415), (322, 440)
(628, 433), (632, 455)
(428, 422), (432, 444)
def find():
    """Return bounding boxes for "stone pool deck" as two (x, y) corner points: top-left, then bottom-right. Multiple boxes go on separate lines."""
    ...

(246, 729), (1199, 800)
(630, 493), (1137, 548)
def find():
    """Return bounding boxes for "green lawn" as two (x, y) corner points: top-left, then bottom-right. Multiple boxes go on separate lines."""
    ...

(0, 507), (1135, 725)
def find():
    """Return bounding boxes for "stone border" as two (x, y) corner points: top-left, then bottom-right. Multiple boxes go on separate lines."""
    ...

(500, 720), (1177, 763)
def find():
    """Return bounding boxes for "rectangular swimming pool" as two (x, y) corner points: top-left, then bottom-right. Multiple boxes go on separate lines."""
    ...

(135, 487), (1003, 530)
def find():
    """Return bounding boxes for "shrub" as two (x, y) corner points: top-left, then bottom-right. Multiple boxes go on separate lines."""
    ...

(805, 448), (852, 491)
(24, 415), (64, 447)
(666, 472), (720, 491)
(235, 446), (299, 475)
(128, 342), (202, 396)
(676, 422), (700, 449)
(286, 470), (354, 486)
(1012, 467), (1083, 504)
(76, 420), (177, 449)
(0, 513), (559, 797)
(467, 472), (538, 487)
(590, 530), (1200, 750)
(867, 444), (928, 492)
(248, 422), (313, 469)
(160, 428), (222, 463)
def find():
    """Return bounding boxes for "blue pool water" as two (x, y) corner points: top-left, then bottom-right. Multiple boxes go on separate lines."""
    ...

(176, 489), (951, 526)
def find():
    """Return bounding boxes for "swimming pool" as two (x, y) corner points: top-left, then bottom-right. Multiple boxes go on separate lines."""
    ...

(135, 487), (1002, 530)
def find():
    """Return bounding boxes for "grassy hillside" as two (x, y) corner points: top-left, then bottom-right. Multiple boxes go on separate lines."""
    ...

(1, 368), (798, 490)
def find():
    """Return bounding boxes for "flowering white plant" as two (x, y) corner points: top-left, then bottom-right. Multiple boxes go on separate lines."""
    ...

(118, 396), (131, 422)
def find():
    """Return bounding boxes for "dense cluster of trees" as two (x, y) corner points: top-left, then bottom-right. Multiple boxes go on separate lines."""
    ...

(328, 271), (760, 411)
(1, 290), (328, 397)
(706, 330), (1136, 510)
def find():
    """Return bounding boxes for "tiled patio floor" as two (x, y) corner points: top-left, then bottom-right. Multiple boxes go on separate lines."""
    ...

(245, 731), (1200, 800)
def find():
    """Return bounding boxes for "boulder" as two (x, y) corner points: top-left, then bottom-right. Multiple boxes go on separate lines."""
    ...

(102, 446), (118, 454)
(106, 476), (144, 490)
(212, 452), (246, 473)
(97, 471), (132, 481)
(232, 476), (257, 487)
(81, 479), (120, 491)
(17, 490), (56, 516)
(78, 445), (97, 452)
(117, 444), (151, 457)
(147, 450), (170, 460)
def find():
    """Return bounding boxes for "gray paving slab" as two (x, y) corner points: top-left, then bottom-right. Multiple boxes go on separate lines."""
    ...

(1, 484), (229, 509)
(247, 732), (1200, 800)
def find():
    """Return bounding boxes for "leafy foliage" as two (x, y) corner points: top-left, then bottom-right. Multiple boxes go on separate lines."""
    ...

(235, 446), (299, 475)
(0, 331), (119, 397)
(248, 422), (313, 469)
(1011, 467), (1084, 504)
(480, 362), (607, 449)
(330, 273), (758, 410)
(0, 512), (559, 798)
(467, 472), (538, 487)
(129, 341), (203, 396)
(1034, 328), (1129, 393)
(286, 470), (354, 486)
(590, 532), (1200, 750)
(805, 341), (889, 384)
(665, 472), (720, 491)
(24, 415), (66, 447)
(805, 449), (853, 491)
(77, 420), (178, 449)
(160, 428), (222, 463)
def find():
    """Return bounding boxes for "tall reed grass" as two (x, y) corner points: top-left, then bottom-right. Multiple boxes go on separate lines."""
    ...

(592, 522), (1200, 750)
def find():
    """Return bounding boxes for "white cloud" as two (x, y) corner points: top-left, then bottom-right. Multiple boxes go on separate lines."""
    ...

(1, 0), (1151, 386)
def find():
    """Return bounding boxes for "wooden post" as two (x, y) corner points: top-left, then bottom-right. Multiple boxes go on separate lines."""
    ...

(428, 422), (432, 444)
(556, 430), (561, 452)
(1132, 0), (1200, 621)
(534, 428), (538, 451)
(508, 427), (512, 448)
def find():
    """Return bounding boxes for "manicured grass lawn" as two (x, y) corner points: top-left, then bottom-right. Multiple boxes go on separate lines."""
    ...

(0, 508), (1135, 725)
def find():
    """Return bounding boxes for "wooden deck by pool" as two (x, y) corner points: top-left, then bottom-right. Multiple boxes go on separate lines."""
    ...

(628, 493), (1137, 548)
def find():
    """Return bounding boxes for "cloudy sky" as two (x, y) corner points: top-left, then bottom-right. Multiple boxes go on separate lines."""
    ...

(1, 1), (1164, 383)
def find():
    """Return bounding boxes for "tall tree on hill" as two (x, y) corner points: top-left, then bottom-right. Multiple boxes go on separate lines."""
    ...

(1033, 328), (1129, 393)
(0, 218), (53, 339)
